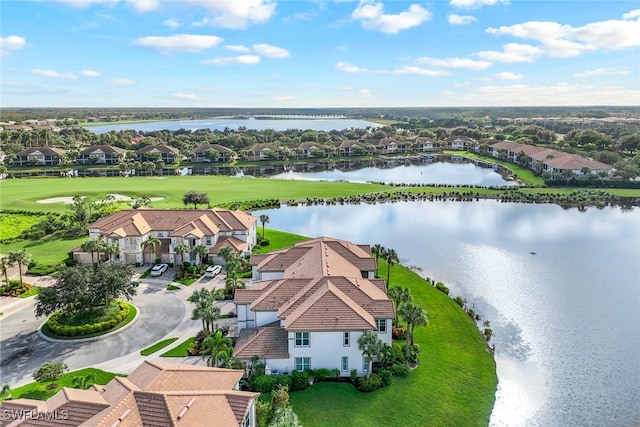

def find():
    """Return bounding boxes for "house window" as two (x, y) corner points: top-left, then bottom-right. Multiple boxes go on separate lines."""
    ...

(341, 357), (349, 372)
(343, 332), (350, 346)
(157, 232), (163, 237)
(362, 356), (370, 373)
(295, 332), (309, 346)
(205, 237), (212, 245)
(376, 319), (387, 333)
(295, 357), (310, 371)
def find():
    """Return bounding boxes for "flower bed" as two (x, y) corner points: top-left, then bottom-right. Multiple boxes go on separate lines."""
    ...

(45, 300), (130, 337)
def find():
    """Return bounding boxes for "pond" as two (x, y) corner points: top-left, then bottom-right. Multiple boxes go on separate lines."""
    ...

(252, 201), (640, 427)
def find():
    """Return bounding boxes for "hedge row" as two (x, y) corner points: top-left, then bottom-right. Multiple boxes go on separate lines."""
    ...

(46, 301), (130, 336)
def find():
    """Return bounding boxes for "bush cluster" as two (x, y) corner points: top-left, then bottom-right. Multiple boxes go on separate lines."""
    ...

(356, 373), (383, 392)
(252, 374), (293, 393)
(46, 301), (130, 336)
(1, 280), (33, 297)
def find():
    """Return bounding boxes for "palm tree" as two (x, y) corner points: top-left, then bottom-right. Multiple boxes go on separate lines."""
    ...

(72, 373), (96, 390)
(200, 330), (233, 367)
(371, 244), (384, 276)
(259, 214), (270, 238)
(193, 244), (209, 266)
(174, 242), (188, 267)
(141, 235), (161, 265)
(1, 257), (11, 285)
(102, 242), (120, 263)
(217, 246), (233, 263)
(81, 239), (99, 266)
(388, 287), (412, 315)
(357, 330), (384, 377)
(399, 302), (428, 359)
(383, 248), (399, 287)
(8, 250), (31, 286)
(191, 294), (221, 332)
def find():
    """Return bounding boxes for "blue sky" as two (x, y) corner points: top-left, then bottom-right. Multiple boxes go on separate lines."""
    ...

(1, 0), (639, 108)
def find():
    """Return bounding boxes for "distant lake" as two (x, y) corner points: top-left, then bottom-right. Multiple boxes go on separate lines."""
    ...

(86, 118), (382, 134)
(252, 201), (640, 427)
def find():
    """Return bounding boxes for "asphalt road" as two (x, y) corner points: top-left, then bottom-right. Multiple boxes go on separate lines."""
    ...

(0, 280), (186, 387)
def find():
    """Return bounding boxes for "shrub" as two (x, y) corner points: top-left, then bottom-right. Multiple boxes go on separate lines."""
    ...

(392, 327), (406, 340)
(252, 374), (279, 393)
(276, 375), (292, 389)
(435, 282), (450, 295)
(375, 369), (392, 387)
(390, 363), (410, 377)
(290, 370), (310, 391)
(311, 368), (337, 381)
(453, 296), (466, 308)
(356, 373), (383, 392)
(350, 369), (358, 383)
(260, 237), (270, 247)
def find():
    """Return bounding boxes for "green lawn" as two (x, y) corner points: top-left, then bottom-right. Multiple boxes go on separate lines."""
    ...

(140, 337), (179, 356)
(160, 337), (195, 357)
(0, 368), (125, 402)
(289, 259), (497, 427)
(17, 286), (40, 298)
(254, 228), (311, 253)
(0, 213), (42, 240)
(444, 150), (545, 186)
(0, 235), (86, 265)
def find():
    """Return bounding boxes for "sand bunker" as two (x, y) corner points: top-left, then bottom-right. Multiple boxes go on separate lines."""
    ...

(37, 194), (164, 204)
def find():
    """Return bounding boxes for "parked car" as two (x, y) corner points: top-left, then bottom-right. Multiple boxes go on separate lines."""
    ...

(205, 264), (222, 278)
(150, 263), (168, 276)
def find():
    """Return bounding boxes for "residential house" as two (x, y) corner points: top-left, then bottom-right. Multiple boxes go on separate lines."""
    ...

(368, 138), (406, 155)
(244, 144), (284, 161)
(74, 209), (257, 265)
(295, 141), (333, 159)
(446, 135), (476, 150)
(135, 144), (181, 164)
(0, 360), (259, 427)
(77, 145), (127, 165)
(191, 144), (234, 163)
(233, 237), (395, 377)
(12, 147), (66, 166)
(413, 137), (441, 152)
(337, 140), (369, 157)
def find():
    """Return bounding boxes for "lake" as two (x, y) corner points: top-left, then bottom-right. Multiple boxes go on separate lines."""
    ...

(252, 201), (640, 427)
(86, 117), (382, 134)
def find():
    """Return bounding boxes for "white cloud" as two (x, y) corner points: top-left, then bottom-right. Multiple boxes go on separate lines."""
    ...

(574, 67), (631, 78)
(185, 0), (276, 29)
(126, 0), (159, 12)
(477, 43), (543, 63)
(622, 9), (640, 20)
(172, 92), (201, 100)
(225, 44), (251, 52)
(133, 34), (223, 54)
(0, 35), (26, 56)
(54, 0), (118, 8)
(335, 62), (371, 73)
(273, 95), (296, 101)
(252, 43), (289, 58)
(393, 66), (450, 76)
(108, 78), (134, 86)
(352, 0), (431, 34)
(163, 19), (181, 29)
(494, 71), (523, 80)
(201, 55), (260, 65)
(31, 69), (77, 79)
(80, 69), (101, 77)
(450, 0), (508, 9)
(448, 14), (477, 25)
(416, 56), (491, 70)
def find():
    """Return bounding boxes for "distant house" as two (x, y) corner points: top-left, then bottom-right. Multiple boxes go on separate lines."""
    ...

(446, 135), (475, 150)
(135, 144), (181, 164)
(77, 145), (127, 164)
(338, 140), (368, 157)
(74, 209), (257, 265)
(191, 144), (234, 163)
(0, 360), (259, 427)
(12, 146), (66, 166)
(234, 237), (395, 377)
(245, 144), (284, 161)
(368, 138), (406, 155)
(413, 137), (441, 152)
(295, 141), (333, 158)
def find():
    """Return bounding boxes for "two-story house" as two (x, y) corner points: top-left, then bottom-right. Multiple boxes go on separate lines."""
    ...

(191, 144), (235, 163)
(233, 237), (395, 377)
(77, 145), (126, 164)
(135, 144), (181, 164)
(12, 146), (66, 166)
(74, 209), (257, 265)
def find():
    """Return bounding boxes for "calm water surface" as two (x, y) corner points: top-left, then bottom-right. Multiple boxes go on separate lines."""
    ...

(86, 118), (382, 134)
(252, 201), (640, 427)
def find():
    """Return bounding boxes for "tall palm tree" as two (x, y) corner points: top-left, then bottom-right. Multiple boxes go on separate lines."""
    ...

(217, 246), (233, 263)
(102, 242), (120, 263)
(383, 248), (399, 287)
(1, 257), (11, 285)
(81, 239), (99, 266)
(8, 250), (31, 286)
(174, 242), (188, 267)
(399, 302), (428, 359)
(141, 235), (161, 264)
(388, 287), (412, 315)
(371, 244), (384, 276)
(357, 330), (384, 378)
(259, 214), (270, 238)
(200, 331), (233, 367)
(193, 244), (209, 266)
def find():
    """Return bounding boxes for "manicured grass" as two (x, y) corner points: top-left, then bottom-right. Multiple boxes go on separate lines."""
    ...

(40, 302), (137, 340)
(175, 277), (196, 286)
(0, 235), (86, 265)
(139, 269), (151, 279)
(0, 368), (125, 402)
(140, 337), (179, 356)
(17, 286), (40, 298)
(254, 228), (311, 253)
(166, 284), (181, 290)
(160, 337), (195, 357)
(0, 213), (42, 240)
(445, 151), (545, 186)
(289, 260), (497, 427)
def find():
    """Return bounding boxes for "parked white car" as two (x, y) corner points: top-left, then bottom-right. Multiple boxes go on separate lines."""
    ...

(150, 263), (168, 277)
(205, 265), (222, 278)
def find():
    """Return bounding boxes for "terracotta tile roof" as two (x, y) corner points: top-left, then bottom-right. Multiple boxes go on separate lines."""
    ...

(135, 144), (180, 154)
(250, 278), (314, 311)
(234, 280), (275, 305)
(234, 325), (290, 359)
(192, 144), (233, 154)
(133, 392), (172, 427)
(210, 236), (248, 254)
(139, 361), (243, 392)
(490, 141), (611, 171)
(78, 145), (126, 155)
(14, 146), (66, 157)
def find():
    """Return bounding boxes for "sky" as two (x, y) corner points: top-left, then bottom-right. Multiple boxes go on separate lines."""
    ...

(1, 0), (639, 108)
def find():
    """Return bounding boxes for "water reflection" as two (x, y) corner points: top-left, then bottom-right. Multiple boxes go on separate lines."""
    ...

(252, 200), (640, 427)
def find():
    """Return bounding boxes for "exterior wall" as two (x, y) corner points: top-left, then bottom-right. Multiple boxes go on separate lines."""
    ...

(256, 271), (284, 281)
(255, 311), (279, 327)
(237, 305), (256, 330)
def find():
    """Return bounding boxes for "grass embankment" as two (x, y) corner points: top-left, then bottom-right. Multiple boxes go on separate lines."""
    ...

(259, 229), (497, 427)
(140, 338), (179, 356)
(160, 337), (195, 357)
(444, 150), (544, 186)
(253, 228), (310, 254)
(0, 368), (125, 402)
(0, 214), (42, 240)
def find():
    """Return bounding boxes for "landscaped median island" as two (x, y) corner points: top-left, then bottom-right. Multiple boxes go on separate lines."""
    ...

(139, 337), (179, 356)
